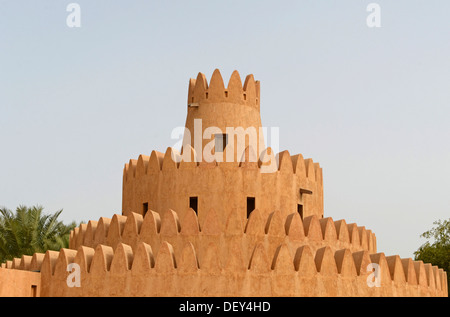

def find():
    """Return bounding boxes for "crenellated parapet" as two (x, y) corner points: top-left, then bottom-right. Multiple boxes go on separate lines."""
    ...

(188, 69), (260, 110)
(4, 235), (446, 297)
(31, 239), (447, 297)
(5, 222), (445, 297)
(1, 253), (45, 272)
(122, 146), (324, 226)
(69, 207), (378, 270)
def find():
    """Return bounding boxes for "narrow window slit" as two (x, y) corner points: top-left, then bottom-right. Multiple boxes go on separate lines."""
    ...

(297, 204), (303, 220)
(143, 202), (149, 217)
(247, 197), (255, 219)
(190, 197), (198, 214)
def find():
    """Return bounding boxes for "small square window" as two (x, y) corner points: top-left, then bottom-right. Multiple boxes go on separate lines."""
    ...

(215, 134), (228, 153)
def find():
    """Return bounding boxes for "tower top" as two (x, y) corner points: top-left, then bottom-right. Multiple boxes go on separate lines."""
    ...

(183, 69), (264, 162)
(187, 69), (260, 111)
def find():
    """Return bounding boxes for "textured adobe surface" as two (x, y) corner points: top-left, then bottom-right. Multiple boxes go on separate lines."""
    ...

(0, 70), (447, 297)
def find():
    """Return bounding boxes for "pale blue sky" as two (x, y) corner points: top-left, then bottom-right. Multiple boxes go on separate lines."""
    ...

(1, 1), (449, 258)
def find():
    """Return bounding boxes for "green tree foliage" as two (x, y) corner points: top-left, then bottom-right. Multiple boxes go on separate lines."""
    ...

(414, 219), (450, 287)
(0, 205), (77, 263)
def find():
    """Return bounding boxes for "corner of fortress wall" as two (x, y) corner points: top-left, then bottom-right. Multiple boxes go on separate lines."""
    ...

(10, 208), (441, 297)
(0, 253), (42, 297)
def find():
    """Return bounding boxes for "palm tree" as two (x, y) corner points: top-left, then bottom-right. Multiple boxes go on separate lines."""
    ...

(0, 205), (77, 263)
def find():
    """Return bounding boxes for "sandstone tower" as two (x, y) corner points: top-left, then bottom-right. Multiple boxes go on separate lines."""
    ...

(122, 69), (323, 231)
(0, 70), (447, 297)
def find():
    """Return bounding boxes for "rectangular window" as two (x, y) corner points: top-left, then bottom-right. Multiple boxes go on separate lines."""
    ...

(31, 285), (37, 297)
(247, 197), (255, 218)
(297, 204), (304, 220)
(143, 202), (149, 217)
(215, 134), (228, 152)
(189, 197), (198, 214)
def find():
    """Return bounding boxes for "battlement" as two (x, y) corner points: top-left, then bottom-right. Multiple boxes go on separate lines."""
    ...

(123, 147), (323, 184)
(3, 230), (447, 297)
(187, 69), (260, 110)
(5, 238), (445, 297)
(68, 208), (377, 267)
